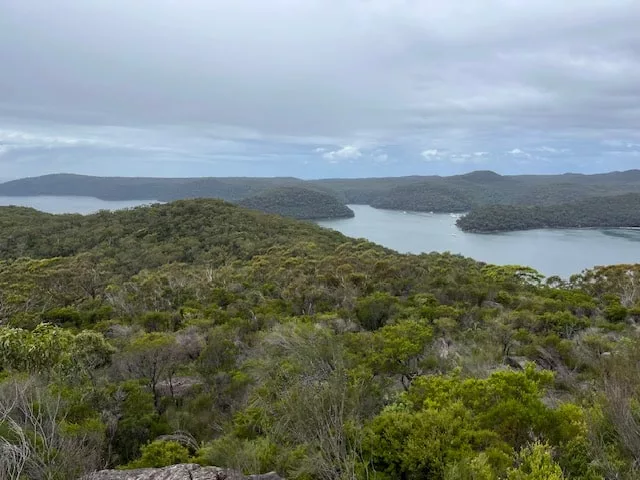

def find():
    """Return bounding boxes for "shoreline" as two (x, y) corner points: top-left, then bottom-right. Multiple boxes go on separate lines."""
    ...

(459, 225), (640, 234)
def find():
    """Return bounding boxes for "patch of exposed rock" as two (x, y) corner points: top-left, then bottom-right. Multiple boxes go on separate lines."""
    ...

(156, 376), (204, 397)
(84, 464), (283, 480)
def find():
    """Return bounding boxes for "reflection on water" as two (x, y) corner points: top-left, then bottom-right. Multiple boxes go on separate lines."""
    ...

(318, 205), (640, 278)
(600, 229), (640, 242)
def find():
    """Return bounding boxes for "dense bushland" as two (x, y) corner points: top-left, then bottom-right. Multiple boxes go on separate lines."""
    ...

(1, 199), (640, 479)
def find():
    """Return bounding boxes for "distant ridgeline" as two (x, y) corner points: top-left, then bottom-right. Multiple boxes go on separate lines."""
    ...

(0, 174), (353, 220)
(3, 170), (640, 226)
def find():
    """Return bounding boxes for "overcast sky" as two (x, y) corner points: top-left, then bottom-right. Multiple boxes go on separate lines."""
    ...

(1, 0), (640, 179)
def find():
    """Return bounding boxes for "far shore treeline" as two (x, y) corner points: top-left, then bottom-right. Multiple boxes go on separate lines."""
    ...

(2, 169), (640, 230)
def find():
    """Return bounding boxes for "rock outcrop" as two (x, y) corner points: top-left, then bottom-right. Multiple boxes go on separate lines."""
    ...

(84, 464), (283, 480)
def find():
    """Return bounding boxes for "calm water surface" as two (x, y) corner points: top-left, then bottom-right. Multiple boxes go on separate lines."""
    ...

(318, 205), (640, 278)
(0, 196), (157, 214)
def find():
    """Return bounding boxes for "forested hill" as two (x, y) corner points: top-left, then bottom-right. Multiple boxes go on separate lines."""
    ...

(3, 170), (640, 214)
(0, 199), (349, 269)
(238, 186), (354, 219)
(370, 181), (474, 212)
(2, 198), (640, 478)
(457, 193), (640, 232)
(367, 170), (640, 212)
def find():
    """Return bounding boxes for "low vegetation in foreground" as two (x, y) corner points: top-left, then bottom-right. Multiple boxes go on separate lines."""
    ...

(1, 199), (640, 479)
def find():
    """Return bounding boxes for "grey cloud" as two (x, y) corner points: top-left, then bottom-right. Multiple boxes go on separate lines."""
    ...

(0, 0), (399, 137)
(1, 0), (640, 177)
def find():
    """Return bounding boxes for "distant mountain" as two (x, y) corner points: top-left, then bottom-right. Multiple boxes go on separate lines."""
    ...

(238, 186), (354, 220)
(454, 170), (506, 183)
(2, 170), (640, 215)
(365, 170), (640, 212)
(0, 173), (304, 202)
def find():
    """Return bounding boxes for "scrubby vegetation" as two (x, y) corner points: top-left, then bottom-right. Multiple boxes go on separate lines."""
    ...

(1, 199), (640, 479)
(457, 194), (640, 232)
(238, 187), (354, 220)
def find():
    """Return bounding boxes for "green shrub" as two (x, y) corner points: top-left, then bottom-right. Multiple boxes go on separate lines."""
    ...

(604, 304), (628, 323)
(355, 292), (398, 330)
(125, 440), (191, 468)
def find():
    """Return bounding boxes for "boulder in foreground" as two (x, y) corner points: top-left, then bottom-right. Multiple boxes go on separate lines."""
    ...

(85, 464), (283, 480)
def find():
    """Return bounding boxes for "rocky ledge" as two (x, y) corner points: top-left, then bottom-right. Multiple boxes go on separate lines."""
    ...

(85, 464), (283, 480)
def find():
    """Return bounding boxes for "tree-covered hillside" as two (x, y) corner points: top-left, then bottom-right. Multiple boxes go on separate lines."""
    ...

(457, 193), (640, 232)
(0, 200), (347, 270)
(238, 186), (354, 219)
(370, 181), (474, 212)
(367, 170), (640, 213)
(1, 200), (640, 479)
(4, 170), (640, 217)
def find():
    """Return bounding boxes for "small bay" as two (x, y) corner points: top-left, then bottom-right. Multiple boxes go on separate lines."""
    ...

(317, 204), (640, 278)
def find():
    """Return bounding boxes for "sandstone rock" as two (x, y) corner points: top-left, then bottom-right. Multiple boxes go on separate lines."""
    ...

(505, 356), (528, 370)
(84, 464), (283, 480)
(481, 300), (504, 310)
(435, 337), (451, 359)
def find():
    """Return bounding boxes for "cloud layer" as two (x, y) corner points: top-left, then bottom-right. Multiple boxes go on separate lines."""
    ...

(1, 0), (640, 178)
